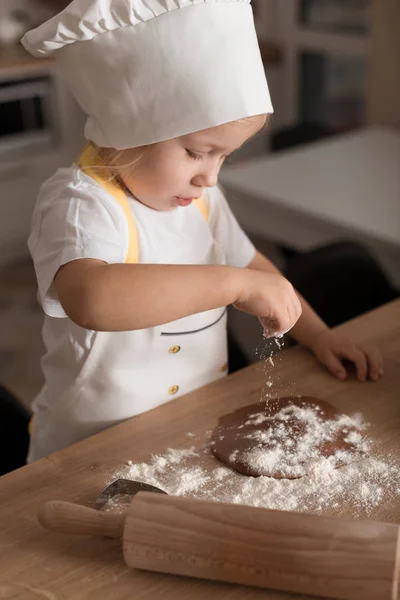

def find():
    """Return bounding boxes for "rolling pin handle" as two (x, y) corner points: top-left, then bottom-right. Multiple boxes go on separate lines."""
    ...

(38, 501), (125, 539)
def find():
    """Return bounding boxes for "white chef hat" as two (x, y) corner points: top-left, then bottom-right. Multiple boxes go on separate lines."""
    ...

(22, 0), (273, 150)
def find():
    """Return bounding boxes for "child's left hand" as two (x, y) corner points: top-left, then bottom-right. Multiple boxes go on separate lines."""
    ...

(309, 329), (383, 382)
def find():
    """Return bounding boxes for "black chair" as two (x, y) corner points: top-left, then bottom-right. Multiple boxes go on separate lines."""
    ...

(0, 385), (30, 475)
(284, 241), (399, 328)
(228, 330), (250, 374)
(270, 121), (332, 153)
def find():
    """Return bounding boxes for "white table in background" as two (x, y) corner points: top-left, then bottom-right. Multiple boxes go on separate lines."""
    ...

(220, 126), (400, 287)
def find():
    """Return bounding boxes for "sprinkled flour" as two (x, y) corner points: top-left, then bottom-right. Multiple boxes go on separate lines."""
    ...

(211, 398), (370, 479)
(108, 436), (400, 519)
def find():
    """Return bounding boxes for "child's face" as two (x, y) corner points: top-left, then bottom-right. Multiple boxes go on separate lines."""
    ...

(118, 115), (266, 211)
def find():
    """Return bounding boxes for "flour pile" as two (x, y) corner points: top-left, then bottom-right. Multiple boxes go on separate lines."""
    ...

(109, 440), (400, 519)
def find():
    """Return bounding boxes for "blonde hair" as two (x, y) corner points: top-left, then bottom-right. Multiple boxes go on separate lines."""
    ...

(84, 113), (270, 178)
(88, 143), (146, 179)
(233, 113), (269, 127)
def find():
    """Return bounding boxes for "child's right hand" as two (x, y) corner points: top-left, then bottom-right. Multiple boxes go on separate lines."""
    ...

(233, 269), (302, 338)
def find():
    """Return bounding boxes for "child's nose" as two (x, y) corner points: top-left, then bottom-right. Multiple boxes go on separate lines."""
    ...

(192, 165), (219, 188)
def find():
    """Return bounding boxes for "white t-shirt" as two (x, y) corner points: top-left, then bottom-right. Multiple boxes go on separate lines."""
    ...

(28, 165), (256, 412)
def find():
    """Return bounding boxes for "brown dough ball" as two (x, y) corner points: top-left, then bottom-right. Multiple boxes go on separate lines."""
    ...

(210, 396), (367, 479)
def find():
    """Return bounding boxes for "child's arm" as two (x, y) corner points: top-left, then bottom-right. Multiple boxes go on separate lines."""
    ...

(248, 250), (383, 382)
(54, 258), (301, 335)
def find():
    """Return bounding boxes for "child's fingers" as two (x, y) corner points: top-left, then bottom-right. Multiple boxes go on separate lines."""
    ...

(321, 351), (348, 380)
(338, 345), (368, 382)
(360, 344), (383, 381)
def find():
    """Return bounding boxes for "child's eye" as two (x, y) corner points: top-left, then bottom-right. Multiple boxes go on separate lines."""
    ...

(186, 149), (202, 161)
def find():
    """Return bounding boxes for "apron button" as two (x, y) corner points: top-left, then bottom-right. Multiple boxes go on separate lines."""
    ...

(220, 362), (228, 372)
(169, 345), (181, 354)
(169, 385), (179, 395)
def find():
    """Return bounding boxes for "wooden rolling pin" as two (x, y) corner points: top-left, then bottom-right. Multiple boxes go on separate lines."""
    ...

(38, 492), (400, 600)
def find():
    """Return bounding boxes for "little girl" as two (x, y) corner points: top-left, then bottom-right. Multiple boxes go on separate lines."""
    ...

(22, 0), (382, 462)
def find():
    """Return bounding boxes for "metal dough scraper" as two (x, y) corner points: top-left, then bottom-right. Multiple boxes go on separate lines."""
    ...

(94, 479), (167, 510)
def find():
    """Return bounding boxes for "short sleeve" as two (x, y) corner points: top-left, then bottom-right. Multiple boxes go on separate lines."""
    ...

(28, 167), (128, 318)
(207, 185), (255, 268)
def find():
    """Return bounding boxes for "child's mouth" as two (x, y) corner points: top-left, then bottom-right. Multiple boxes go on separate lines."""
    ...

(175, 197), (193, 207)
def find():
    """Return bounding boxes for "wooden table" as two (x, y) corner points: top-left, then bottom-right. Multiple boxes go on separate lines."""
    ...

(1, 300), (399, 599)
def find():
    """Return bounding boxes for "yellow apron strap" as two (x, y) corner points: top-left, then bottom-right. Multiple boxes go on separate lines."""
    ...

(78, 144), (209, 263)
(194, 194), (209, 222)
(78, 144), (139, 264)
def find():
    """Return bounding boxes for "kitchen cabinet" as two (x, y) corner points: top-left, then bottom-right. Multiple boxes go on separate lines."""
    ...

(0, 45), (85, 267)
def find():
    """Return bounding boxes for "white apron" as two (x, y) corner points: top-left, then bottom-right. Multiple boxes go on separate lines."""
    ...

(28, 145), (228, 460)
